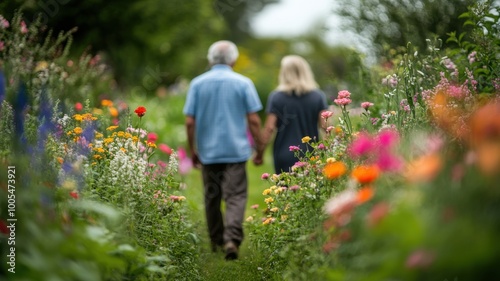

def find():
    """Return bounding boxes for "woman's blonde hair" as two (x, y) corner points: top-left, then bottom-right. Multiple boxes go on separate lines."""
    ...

(277, 55), (318, 96)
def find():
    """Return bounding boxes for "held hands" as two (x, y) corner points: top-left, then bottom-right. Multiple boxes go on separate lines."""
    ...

(252, 151), (264, 166)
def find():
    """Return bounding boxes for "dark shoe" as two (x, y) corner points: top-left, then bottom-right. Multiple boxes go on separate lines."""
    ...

(224, 241), (238, 260)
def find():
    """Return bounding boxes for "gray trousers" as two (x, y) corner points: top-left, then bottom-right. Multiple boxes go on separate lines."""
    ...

(201, 162), (247, 247)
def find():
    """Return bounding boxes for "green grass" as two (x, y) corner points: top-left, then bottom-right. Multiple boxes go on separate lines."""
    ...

(127, 93), (278, 280)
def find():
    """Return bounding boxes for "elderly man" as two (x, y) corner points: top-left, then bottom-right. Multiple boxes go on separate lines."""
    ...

(183, 40), (264, 260)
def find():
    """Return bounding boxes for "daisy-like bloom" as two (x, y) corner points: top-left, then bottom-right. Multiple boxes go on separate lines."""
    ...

(134, 106), (146, 117)
(261, 173), (270, 180)
(301, 136), (312, 143)
(73, 114), (83, 122)
(326, 157), (336, 163)
(246, 216), (254, 222)
(352, 165), (380, 184)
(323, 161), (347, 180)
(361, 102), (374, 110)
(73, 127), (83, 135)
(107, 125), (118, 131)
(321, 110), (334, 119)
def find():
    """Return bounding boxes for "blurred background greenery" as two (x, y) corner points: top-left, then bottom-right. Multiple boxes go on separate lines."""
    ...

(0, 0), (474, 106)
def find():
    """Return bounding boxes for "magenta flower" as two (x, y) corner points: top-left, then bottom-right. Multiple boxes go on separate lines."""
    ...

(178, 147), (192, 175)
(376, 129), (399, 149)
(157, 160), (167, 168)
(321, 110), (334, 119)
(147, 132), (158, 143)
(292, 161), (307, 169)
(348, 132), (374, 158)
(376, 151), (402, 172)
(361, 102), (374, 110)
(289, 145), (300, 152)
(261, 173), (270, 180)
(317, 143), (326, 150)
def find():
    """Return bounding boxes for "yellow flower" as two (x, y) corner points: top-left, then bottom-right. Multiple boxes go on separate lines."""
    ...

(95, 133), (103, 139)
(73, 127), (83, 135)
(271, 174), (279, 182)
(178, 196), (186, 201)
(269, 185), (277, 190)
(120, 147), (127, 153)
(73, 114), (83, 121)
(94, 147), (105, 153)
(281, 215), (288, 221)
(326, 157), (337, 163)
(270, 207), (279, 212)
(274, 187), (283, 195)
(147, 142), (157, 148)
(93, 154), (102, 159)
(132, 136), (139, 143)
(117, 131), (125, 137)
(106, 126), (118, 131)
(124, 132), (132, 139)
(104, 138), (114, 145)
(34, 61), (49, 72)
(263, 217), (274, 225)
(264, 197), (274, 204)
(245, 216), (254, 222)
(92, 108), (103, 115)
(301, 136), (312, 143)
(390, 111), (396, 115)
(66, 131), (73, 136)
(262, 189), (272, 195)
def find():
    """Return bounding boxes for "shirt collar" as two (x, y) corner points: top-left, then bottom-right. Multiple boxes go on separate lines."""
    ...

(211, 64), (233, 71)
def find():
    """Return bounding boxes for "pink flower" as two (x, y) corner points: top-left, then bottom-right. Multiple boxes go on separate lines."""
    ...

(405, 250), (435, 269)
(376, 151), (402, 172)
(0, 41), (4, 52)
(292, 161), (307, 169)
(20, 21), (28, 34)
(289, 145), (300, 152)
(337, 90), (351, 99)
(366, 202), (389, 227)
(321, 110), (334, 119)
(0, 17), (9, 29)
(74, 102), (83, 111)
(261, 173), (270, 180)
(158, 144), (173, 155)
(251, 204), (259, 209)
(326, 126), (334, 133)
(317, 143), (326, 150)
(376, 129), (399, 149)
(289, 185), (300, 192)
(468, 51), (477, 64)
(361, 102), (374, 110)
(334, 98), (351, 106)
(157, 160), (167, 168)
(178, 147), (192, 175)
(147, 132), (158, 143)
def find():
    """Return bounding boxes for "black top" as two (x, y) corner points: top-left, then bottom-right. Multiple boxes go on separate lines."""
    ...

(266, 89), (328, 173)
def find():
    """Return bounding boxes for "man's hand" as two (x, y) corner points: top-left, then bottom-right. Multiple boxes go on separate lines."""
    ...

(191, 152), (202, 169)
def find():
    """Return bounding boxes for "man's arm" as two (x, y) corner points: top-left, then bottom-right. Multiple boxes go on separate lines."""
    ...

(185, 115), (201, 168)
(247, 112), (265, 165)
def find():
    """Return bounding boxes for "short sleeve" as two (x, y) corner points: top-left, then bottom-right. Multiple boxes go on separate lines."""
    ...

(244, 80), (263, 113)
(183, 83), (197, 116)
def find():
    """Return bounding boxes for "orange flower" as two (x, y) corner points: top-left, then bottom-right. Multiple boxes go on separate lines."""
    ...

(101, 99), (113, 107)
(109, 107), (119, 117)
(405, 153), (442, 183)
(352, 165), (380, 184)
(357, 186), (374, 204)
(134, 106), (146, 117)
(323, 161), (347, 180)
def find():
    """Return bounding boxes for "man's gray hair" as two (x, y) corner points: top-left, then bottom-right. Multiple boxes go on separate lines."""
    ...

(207, 40), (239, 65)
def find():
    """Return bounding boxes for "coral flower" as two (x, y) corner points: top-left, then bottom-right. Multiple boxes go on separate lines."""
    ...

(405, 153), (442, 183)
(134, 106), (146, 117)
(323, 161), (347, 180)
(351, 165), (380, 184)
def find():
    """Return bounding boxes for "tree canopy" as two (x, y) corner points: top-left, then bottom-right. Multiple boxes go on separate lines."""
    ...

(336, 0), (478, 56)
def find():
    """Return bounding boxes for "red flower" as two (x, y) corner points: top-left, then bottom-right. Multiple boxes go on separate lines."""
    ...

(69, 191), (79, 199)
(134, 106), (146, 117)
(75, 102), (83, 111)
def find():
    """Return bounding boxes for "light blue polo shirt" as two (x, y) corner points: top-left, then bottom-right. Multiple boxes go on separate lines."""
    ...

(183, 64), (263, 164)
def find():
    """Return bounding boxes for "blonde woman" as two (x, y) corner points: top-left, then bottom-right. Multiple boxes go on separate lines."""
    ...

(262, 55), (328, 174)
